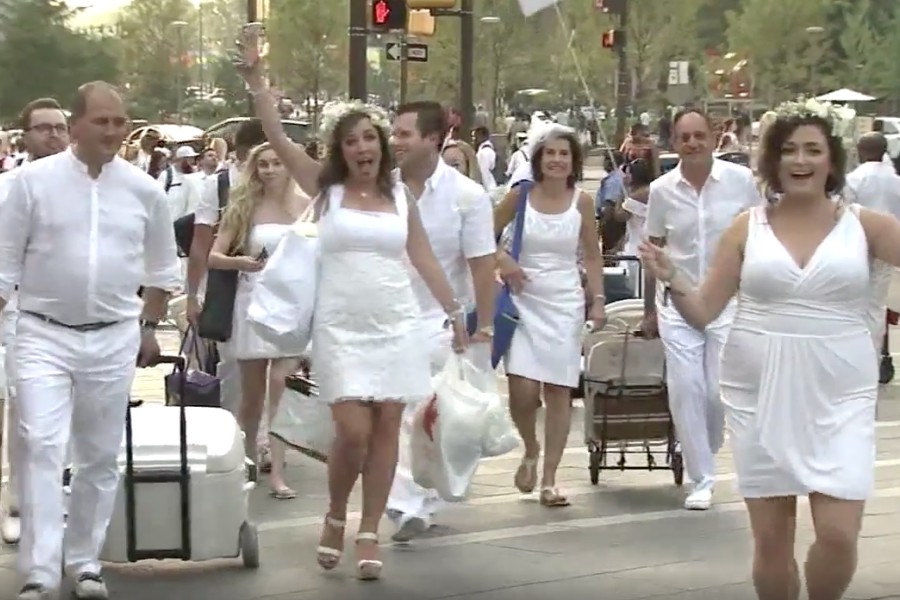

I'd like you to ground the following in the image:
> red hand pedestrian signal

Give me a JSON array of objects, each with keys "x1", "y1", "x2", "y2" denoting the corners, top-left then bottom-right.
[{"x1": 373, "y1": 0, "x2": 390, "y2": 25}]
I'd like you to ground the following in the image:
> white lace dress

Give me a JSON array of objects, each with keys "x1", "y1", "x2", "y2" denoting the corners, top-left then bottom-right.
[
  {"x1": 720, "y1": 206, "x2": 878, "y2": 500},
  {"x1": 311, "y1": 183, "x2": 431, "y2": 405}
]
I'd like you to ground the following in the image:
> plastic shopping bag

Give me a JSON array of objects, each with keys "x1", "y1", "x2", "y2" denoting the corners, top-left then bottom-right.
[
  {"x1": 411, "y1": 353, "x2": 492, "y2": 502},
  {"x1": 0, "y1": 345, "x2": 6, "y2": 400},
  {"x1": 247, "y1": 219, "x2": 319, "y2": 351},
  {"x1": 269, "y1": 388, "x2": 333, "y2": 463},
  {"x1": 462, "y1": 345, "x2": 519, "y2": 458}
]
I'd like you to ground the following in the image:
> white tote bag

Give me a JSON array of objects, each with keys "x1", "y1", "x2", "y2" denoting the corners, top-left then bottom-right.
[{"x1": 247, "y1": 211, "x2": 320, "y2": 351}]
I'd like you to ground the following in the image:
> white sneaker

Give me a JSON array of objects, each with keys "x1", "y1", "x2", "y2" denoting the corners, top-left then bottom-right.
[
  {"x1": 1, "y1": 511, "x2": 20, "y2": 544},
  {"x1": 17, "y1": 583, "x2": 54, "y2": 600},
  {"x1": 73, "y1": 573, "x2": 107, "y2": 599},
  {"x1": 684, "y1": 487, "x2": 713, "y2": 510}
]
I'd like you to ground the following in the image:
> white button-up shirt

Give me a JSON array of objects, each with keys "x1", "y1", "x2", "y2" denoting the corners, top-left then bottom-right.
[
  {"x1": 645, "y1": 158, "x2": 760, "y2": 291},
  {"x1": 0, "y1": 149, "x2": 181, "y2": 325},
  {"x1": 402, "y1": 160, "x2": 496, "y2": 324},
  {"x1": 845, "y1": 161, "x2": 900, "y2": 221},
  {"x1": 476, "y1": 141, "x2": 497, "y2": 191},
  {"x1": 195, "y1": 163, "x2": 240, "y2": 226}
]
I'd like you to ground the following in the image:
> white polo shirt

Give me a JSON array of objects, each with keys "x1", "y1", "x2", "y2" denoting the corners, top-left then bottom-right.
[
  {"x1": 645, "y1": 158, "x2": 761, "y2": 304},
  {"x1": 401, "y1": 160, "x2": 496, "y2": 325},
  {"x1": 195, "y1": 162, "x2": 241, "y2": 226}
]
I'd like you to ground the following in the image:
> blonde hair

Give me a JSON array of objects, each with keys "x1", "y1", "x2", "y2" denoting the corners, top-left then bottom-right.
[
  {"x1": 442, "y1": 140, "x2": 483, "y2": 185},
  {"x1": 219, "y1": 142, "x2": 275, "y2": 253}
]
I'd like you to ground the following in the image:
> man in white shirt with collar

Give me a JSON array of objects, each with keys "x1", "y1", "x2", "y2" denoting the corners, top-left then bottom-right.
[
  {"x1": 0, "y1": 97, "x2": 70, "y2": 547},
  {"x1": 387, "y1": 101, "x2": 496, "y2": 542},
  {"x1": 473, "y1": 126, "x2": 497, "y2": 191},
  {"x1": 0, "y1": 81, "x2": 180, "y2": 600},
  {"x1": 642, "y1": 108, "x2": 760, "y2": 511},
  {"x1": 845, "y1": 132, "x2": 900, "y2": 348}
]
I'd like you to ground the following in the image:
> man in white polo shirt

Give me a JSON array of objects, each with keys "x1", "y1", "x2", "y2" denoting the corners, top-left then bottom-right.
[
  {"x1": 642, "y1": 108, "x2": 760, "y2": 511},
  {"x1": 387, "y1": 101, "x2": 496, "y2": 542}
]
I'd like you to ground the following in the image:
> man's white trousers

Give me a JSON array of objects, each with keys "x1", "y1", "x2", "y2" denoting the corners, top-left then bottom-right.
[
  {"x1": 2, "y1": 295, "x2": 18, "y2": 514},
  {"x1": 386, "y1": 324, "x2": 451, "y2": 523},
  {"x1": 13, "y1": 314, "x2": 140, "y2": 589},
  {"x1": 657, "y1": 304, "x2": 733, "y2": 489}
]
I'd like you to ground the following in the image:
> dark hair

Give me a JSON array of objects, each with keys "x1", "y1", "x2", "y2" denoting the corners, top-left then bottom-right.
[
  {"x1": 317, "y1": 111, "x2": 394, "y2": 201},
  {"x1": 234, "y1": 118, "x2": 266, "y2": 155},
  {"x1": 71, "y1": 81, "x2": 119, "y2": 121},
  {"x1": 672, "y1": 107, "x2": 711, "y2": 131},
  {"x1": 396, "y1": 101, "x2": 448, "y2": 150},
  {"x1": 19, "y1": 98, "x2": 64, "y2": 130},
  {"x1": 530, "y1": 129, "x2": 584, "y2": 188},
  {"x1": 626, "y1": 158, "x2": 654, "y2": 187},
  {"x1": 758, "y1": 114, "x2": 846, "y2": 195},
  {"x1": 473, "y1": 125, "x2": 490, "y2": 139},
  {"x1": 604, "y1": 150, "x2": 623, "y2": 171}
]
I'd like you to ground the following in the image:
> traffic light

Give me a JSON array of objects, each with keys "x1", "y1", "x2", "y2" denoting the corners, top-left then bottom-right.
[
  {"x1": 601, "y1": 29, "x2": 624, "y2": 50},
  {"x1": 371, "y1": 0, "x2": 407, "y2": 31},
  {"x1": 406, "y1": 0, "x2": 457, "y2": 8},
  {"x1": 596, "y1": 0, "x2": 627, "y2": 14}
]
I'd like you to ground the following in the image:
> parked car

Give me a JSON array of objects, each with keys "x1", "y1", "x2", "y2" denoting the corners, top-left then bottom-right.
[{"x1": 204, "y1": 117, "x2": 313, "y2": 147}]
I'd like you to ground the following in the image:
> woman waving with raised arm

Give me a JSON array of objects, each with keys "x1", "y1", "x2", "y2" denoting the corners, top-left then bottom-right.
[{"x1": 233, "y1": 23, "x2": 322, "y2": 197}]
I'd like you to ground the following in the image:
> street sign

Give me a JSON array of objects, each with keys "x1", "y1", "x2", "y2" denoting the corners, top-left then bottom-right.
[{"x1": 385, "y1": 42, "x2": 429, "y2": 62}]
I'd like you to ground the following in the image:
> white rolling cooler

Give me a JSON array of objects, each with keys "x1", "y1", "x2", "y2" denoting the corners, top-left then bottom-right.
[{"x1": 100, "y1": 356, "x2": 260, "y2": 568}]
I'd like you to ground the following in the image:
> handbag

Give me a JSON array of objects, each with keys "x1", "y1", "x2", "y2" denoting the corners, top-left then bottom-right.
[
  {"x1": 165, "y1": 328, "x2": 222, "y2": 407},
  {"x1": 466, "y1": 182, "x2": 530, "y2": 368}
]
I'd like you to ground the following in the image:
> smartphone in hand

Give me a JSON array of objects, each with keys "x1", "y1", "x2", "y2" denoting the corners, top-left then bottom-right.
[{"x1": 256, "y1": 247, "x2": 269, "y2": 262}]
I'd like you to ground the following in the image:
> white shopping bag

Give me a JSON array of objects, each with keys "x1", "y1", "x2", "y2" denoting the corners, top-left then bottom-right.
[
  {"x1": 459, "y1": 344, "x2": 519, "y2": 459},
  {"x1": 0, "y1": 345, "x2": 6, "y2": 400},
  {"x1": 269, "y1": 388, "x2": 333, "y2": 463},
  {"x1": 247, "y1": 218, "x2": 319, "y2": 350},
  {"x1": 411, "y1": 353, "x2": 492, "y2": 502}
]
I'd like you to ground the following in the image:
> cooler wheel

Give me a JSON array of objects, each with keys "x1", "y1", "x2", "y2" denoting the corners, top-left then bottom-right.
[
  {"x1": 671, "y1": 452, "x2": 684, "y2": 487},
  {"x1": 879, "y1": 356, "x2": 894, "y2": 385},
  {"x1": 240, "y1": 522, "x2": 260, "y2": 569},
  {"x1": 589, "y1": 449, "x2": 601, "y2": 485}
]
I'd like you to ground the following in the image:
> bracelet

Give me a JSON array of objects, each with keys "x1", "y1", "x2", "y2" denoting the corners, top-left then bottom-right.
[{"x1": 594, "y1": 293, "x2": 606, "y2": 301}]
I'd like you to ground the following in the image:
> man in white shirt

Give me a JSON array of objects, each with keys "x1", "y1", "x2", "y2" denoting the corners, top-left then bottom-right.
[
  {"x1": 0, "y1": 81, "x2": 180, "y2": 600},
  {"x1": 0, "y1": 97, "x2": 70, "y2": 547},
  {"x1": 387, "y1": 101, "x2": 496, "y2": 542},
  {"x1": 846, "y1": 132, "x2": 900, "y2": 347},
  {"x1": 505, "y1": 133, "x2": 529, "y2": 180},
  {"x1": 185, "y1": 120, "x2": 266, "y2": 418},
  {"x1": 473, "y1": 126, "x2": 497, "y2": 191},
  {"x1": 642, "y1": 108, "x2": 760, "y2": 511}
]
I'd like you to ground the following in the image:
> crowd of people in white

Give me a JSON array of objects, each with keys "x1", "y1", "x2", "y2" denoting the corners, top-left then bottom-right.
[{"x1": 0, "y1": 23, "x2": 899, "y2": 600}]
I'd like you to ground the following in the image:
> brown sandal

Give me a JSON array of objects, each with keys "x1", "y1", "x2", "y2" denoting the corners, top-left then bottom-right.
[
  {"x1": 539, "y1": 487, "x2": 570, "y2": 507},
  {"x1": 514, "y1": 456, "x2": 539, "y2": 493}
]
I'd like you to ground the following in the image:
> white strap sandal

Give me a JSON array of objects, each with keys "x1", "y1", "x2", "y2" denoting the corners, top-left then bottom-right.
[
  {"x1": 355, "y1": 532, "x2": 383, "y2": 581},
  {"x1": 316, "y1": 516, "x2": 345, "y2": 570}
]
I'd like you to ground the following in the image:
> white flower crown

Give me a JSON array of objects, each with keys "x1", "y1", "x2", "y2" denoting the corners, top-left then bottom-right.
[
  {"x1": 318, "y1": 100, "x2": 391, "y2": 145},
  {"x1": 772, "y1": 97, "x2": 856, "y2": 138}
]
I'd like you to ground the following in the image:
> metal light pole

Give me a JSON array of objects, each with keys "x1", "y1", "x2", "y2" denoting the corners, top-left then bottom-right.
[
  {"x1": 459, "y1": 0, "x2": 474, "y2": 139},
  {"x1": 348, "y1": 0, "x2": 368, "y2": 101},
  {"x1": 170, "y1": 20, "x2": 189, "y2": 123},
  {"x1": 613, "y1": 0, "x2": 629, "y2": 146}
]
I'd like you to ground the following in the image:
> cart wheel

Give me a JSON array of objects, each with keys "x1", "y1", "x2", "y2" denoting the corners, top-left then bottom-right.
[
  {"x1": 879, "y1": 356, "x2": 895, "y2": 385},
  {"x1": 240, "y1": 522, "x2": 260, "y2": 569},
  {"x1": 672, "y1": 452, "x2": 684, "y2": 487},
  {"x1": 589, "y1": 450, "x2": 601, "y2": 485}
]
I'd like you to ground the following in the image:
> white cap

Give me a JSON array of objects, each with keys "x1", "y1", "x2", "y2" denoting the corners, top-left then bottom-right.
[{"x1": 175, "y1": 145, "x2": 198, "y2": 159}]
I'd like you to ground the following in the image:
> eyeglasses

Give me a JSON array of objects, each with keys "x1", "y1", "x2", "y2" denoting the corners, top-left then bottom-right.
[{"x1": 27, "y1": 123, "x2": 68, "y2": 135}]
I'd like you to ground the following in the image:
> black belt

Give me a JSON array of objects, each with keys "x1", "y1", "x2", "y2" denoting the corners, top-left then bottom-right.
[{"x1": 23, "y1": 311, "x2": 122, "y2": 332}]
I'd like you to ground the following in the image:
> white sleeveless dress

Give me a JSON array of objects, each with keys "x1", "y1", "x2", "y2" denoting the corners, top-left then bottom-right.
[
  {"x1": 506, "y1": 188, "x2": 585, "y2": 388},
  {"x1": 311, "y1": 184, "x2": 432, "y2": 405},
  {"x1": 232, "y1": 223, "x2": 302, "y2": 360},
  {"x1": 720, "y1": 206, "x2": 878, "y2": 500}
]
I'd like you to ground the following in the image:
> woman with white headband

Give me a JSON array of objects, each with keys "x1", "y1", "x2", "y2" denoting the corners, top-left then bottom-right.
[{"x1": 494, "y1": 123, "x2": 606, "y2": 507}]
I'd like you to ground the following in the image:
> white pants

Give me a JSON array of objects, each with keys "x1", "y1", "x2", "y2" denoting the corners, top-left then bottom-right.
[
  {"x1": 1, "y1": 295, "x2": 18, "y2": 512},
  {"x1": 386, "y1": 325, "x2": 451, "y2": 522},
  {"x1": 14, "y1": 314, "x2": 140, "y2": 588},
  {"x1": 658, "y1": 305, "x2": 733, "y2": 488}
]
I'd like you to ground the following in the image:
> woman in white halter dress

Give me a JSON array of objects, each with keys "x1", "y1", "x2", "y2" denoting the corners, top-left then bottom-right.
[{"x1": 640, "y1": 105, "x2": 900, "y2": 600}]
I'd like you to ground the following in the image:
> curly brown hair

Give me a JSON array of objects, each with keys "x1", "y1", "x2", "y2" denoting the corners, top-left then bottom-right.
[
  {"x1": 757, "y1": 114, "x2": 846, "y2": 196},
  {"x1": 317, "y1": 111, "x2": 394, "y2": 201}
]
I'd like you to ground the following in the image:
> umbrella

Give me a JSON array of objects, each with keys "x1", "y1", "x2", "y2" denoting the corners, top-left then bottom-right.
[{"x1": 815, "y1": 88, "x2": 876, "y2": 103}]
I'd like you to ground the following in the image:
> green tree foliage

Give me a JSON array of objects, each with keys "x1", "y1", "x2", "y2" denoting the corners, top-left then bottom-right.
[{"x1": 0, "y1": 0, "x2": 119, "y2": 122}]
